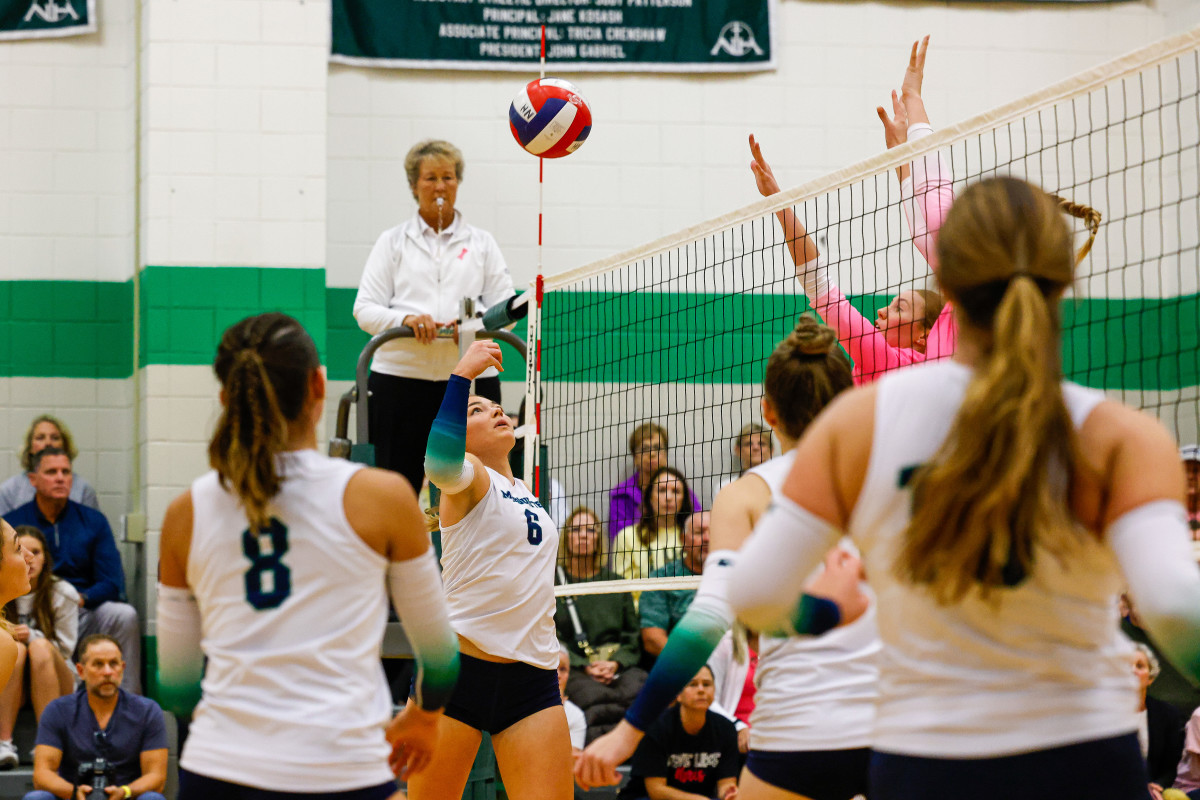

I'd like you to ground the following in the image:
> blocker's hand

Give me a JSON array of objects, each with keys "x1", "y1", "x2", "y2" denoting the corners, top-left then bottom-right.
[
  {"x1": 451, "y1": 340, "x2": 503, "y2": 382},
  {"x1": 386, "y1": 703, "x2": 442, "y2": 779},
  {"x1": 901, "y1": 35, "x2": 930, "y2": 101},
  {"x1": 876, "y1": 90, "x2": 908, "y2": 151},
  {"x1": 748, "y1": 134, "x2": 782, "y2": 198},
  {"x1": 575, "y1": 719, "x2": 643, "y2": 790}
]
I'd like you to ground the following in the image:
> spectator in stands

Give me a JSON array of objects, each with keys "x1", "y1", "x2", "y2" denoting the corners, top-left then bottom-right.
[
  {"x1": 1173, "y1": 704, "x2": 1200, "y2": 797},
  {"x1": 1184, "y1": 444, "x2": 1199, "y2": 539},
  {"x1": 353, "y1": 139, "x2": 517, "y2": 495},
  {"x1": 613, "y1": 469, "x2": 694, "y2": 583},
  {"x1": 2, "y1": 449, "x2": 140, "y2": 693},
  {"x1": 0, "y1": 527, "x2": 79, "y2": 770},
  {"x1": 618, "y1": 664, "x2": 739, "y2": 800},
  {"x1": 640, "y1": 512, "x2": 709, "y2": 660},
  {"x1": 734, "y1": 423, "x2": 771, "y2": 478},
  {"x1": 1123, "y1": 594, "x2": 1200, "y2": 717},
  {"x1": 557, "y1": 507, "x2": 646, "y2": 742},
  {"x1": 1133, "y1": 644, "x2": 1185, "y2": 800},
  {"x1": 0, "y1": 416, "x2": 99, "y2": 517},
  {"x1": 609, "y1": 424, "x2": 701, "y2": 541},
  {"x1": 26, "y1": 635, "x2": 166, "y2": 800},
  {"x1": 559, "y1": 648, "x2": 586, "y2": 755}
]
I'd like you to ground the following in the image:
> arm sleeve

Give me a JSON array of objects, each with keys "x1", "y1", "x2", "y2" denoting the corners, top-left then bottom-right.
[
  {"x1": 155, "y1": 585, "x2": 204, "y2": 717},
  {"x1": 899, "y1": 122, "x2": 954, "y2": 274},
  {"x1": 388, "y1": 550, "x2": 460, "y2": 711},
  {"x1": 353, "y1": 232, "x2": 409, "y2": 336},
  {"x1": 424, "y1": 375, "x2": 475, "y2": 493},
  {"x1": 728, "y1": 496, "x2": 841, "y2": 635},
  {"x1": 85, "y1": 517, "x2": 125, "y2": 607},
  {"x1": 625, "y1": 551, "x2": 736, "y2": 731},
  {"x1": 813, "y1": 284, "x2": 918, "y2": 383},
  {"x1": 1108, "y1": 500, "x2": 1200, "y2": 686}
]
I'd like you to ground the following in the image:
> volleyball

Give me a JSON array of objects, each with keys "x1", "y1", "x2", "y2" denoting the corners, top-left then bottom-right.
[{"x1": 508, "y1": 77, "x2": 592, "y2": 159}]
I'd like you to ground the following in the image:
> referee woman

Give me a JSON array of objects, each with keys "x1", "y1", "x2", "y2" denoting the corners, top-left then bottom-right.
[{"x1": 354, "y1": 139, "x2": 516, "y2": 492}]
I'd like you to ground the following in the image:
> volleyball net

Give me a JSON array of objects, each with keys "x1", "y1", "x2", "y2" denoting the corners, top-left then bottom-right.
[{"x1": 532, "y1": 27, "x2": 1200, "y2": 597}]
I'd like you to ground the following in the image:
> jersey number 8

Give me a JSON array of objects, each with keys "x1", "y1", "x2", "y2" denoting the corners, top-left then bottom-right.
[{"x1": 242, "y1": 519, "x2": 292, "y2": 610}]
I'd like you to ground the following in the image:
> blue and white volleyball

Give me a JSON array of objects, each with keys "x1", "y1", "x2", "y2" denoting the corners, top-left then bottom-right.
[{"x1": 509, "y1": 78, "x2": 592, "y2": 159}]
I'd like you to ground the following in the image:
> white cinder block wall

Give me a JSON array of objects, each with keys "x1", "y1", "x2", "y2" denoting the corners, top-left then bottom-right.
[
  {"x1": 139, "y1": 0, "x2": 330, "y2": 634},
  {"x1": 0, "y1": 0, "x2": 137, "y2": 520}
]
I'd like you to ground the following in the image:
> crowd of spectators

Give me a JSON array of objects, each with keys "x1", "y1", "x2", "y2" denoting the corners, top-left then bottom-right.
[{"x1": 0, "y1": 414, "x2": 152, "y2": 788}]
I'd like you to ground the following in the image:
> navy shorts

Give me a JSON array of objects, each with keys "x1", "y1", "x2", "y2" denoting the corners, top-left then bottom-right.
[
  {"x1": 745, "y1": 748, "x2": 870, "y2": 800},
  {"x1": 435, "y1": 653, "x2": 562, "y2": 734},
  {"x1": 870, "y1": 733, "x2": 1151, "y2": 800},
  {"x1": 178, "y1": 769, "x2": 397, "y2": 800}
]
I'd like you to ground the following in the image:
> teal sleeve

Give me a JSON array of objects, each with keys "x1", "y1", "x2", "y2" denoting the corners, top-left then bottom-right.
[
  {"x1": 626, "y1": 603, "x2": 728, "y2": 731},
  {"x1": 425, "y1": 374, "x2": 470, "y2": 490},
  {"x1": 156, "y1": 585, "x2": 204, "y2": 718}
]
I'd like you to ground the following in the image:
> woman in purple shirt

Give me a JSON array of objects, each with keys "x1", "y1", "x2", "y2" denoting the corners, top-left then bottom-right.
[{"x1": 608, "y1": 423, "x2": 701, "y2": 541}]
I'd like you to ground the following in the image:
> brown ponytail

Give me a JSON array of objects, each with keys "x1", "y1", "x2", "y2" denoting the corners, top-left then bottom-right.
[
  {"x1": 209, "y1": 313, "x2": 320, "y2": 532},
  {"x1": 897, "y1": 177, "x2": 1086, "y2": 603},
  {"x1": 1045, "y1": 193, "x2": 1102, "y2": 264},
  {"x1": 762, "y1": 314, "x2": 854, "y2": 440}
]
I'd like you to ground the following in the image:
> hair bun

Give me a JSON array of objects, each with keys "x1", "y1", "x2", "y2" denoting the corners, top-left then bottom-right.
[{"x1": 789, "y1": 315, "x2": 838, "y2": 356}]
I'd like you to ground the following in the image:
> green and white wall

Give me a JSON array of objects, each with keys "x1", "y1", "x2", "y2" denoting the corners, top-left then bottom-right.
[{"x1": 1, "y1": 0, "x2": 1198, "y2": 689}]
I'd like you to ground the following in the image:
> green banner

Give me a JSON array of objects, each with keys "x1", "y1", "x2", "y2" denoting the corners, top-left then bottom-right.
[
  {"x1": 331, "y1": 0, "x2": 774, "y2": 73},
  {"x1": 0, "y1": 0, "x2": 93, "y2": 40}
]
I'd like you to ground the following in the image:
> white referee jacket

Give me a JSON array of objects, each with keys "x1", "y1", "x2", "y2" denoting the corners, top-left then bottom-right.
[{"x1": 353, "y1": 211, "x2": 516, "y2": 381}]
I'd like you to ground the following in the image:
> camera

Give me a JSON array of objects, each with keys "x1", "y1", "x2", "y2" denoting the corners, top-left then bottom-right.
[{"x1": 78, "y1": 758, "x2": 115, "y2": 792}]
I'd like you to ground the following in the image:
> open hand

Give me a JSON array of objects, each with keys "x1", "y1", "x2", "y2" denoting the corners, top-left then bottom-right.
[
  {"x1": 748, "y1": 134, "x2": 781, "y2": 198},
  {"x1": 876, "y1": 90, "x2": 907, "y2": 151},
  {"x1": 901, "y1": 35, "x2": 930, "y2": 101},
  {"x1": 386, "y1": 703, "x2": 442, "y2": 779}
]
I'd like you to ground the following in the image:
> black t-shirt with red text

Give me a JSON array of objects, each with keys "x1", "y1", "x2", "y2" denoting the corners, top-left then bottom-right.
[{"x1": 619, "y1": 708, "x2": 739, "y2": 799}]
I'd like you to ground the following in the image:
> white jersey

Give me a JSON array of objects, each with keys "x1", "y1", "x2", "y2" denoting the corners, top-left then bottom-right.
[
  {"x1": 440, "y1": 467, "x2": 559, "y2": 669},
  {"x1": 853, "y1": 360, "x2": 1136, "y2": 758},
  {"x1": 744, "y1": 452, "x2": 881, "y2": 751},
  {"x1": 182, "y1": 450, "x2": 394, "y2": 792}
]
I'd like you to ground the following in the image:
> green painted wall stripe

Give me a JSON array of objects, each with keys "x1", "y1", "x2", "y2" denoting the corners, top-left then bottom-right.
[
  {"x1": 140, "y1": 266, "x2": 327, "y2": 368},
  {"x1": 540, "y1": 291, "x2": 1200, "y2": 390},
  {"x1": 0, "y1": 280, "x2": 133, "y2": 379},
  {"x1": 2, "y1": 276, "x2": 1197, "y2": 392}
]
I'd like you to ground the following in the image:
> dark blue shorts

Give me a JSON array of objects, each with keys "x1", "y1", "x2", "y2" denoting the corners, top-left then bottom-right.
[
  {"x1": 178, "y1": 769, "x2": 397, "y2": 800},
  {"x1": 870, "y1": 733, "x2": 1151, "y2": 800},
  {"x1": 435, "y1": 652, "x2": 562, "y2": 734},
  {"x1": 745, "y1": 748, "x2": 870, "y2": 800}
]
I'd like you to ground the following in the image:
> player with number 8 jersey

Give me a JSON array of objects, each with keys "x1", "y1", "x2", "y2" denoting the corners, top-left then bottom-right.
[
  {"x1": 411, "y1": 339, "x2": 572, "y2": 800},
  {"x1": 156, "y1": 313, "x2": 460, "y2": 800}
]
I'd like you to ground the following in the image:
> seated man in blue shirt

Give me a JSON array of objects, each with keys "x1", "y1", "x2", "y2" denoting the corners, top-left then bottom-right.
[
  {"x1": 26, "y1": 635, "x2": 167, "y2": 800},
  {"x1": 640, "y1": 511, "x2": 709, "y2": 660},
  {"x1": 3, "y1": 448, "x2": 142, "y2": 692}
]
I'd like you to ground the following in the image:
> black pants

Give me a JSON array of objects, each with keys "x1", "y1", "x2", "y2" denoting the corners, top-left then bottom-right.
[{"x1": 367, "y1": 371, "x2": 502, "y2": 492}]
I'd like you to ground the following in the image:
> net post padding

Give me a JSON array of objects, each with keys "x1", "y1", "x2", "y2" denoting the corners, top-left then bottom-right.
[{"x1": 544, "y1": 24, "x2": 1200, "y2": 291}]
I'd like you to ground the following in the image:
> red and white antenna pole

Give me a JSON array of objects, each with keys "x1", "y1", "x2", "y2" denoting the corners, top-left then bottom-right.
[{"x1": 526, "y1": 24, "x2": 548, "y2": 498}]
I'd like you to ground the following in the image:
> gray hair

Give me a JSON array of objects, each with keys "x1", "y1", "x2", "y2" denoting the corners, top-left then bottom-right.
[
  {"x1": 404, "y1": 140, "x2": 464, "y2": 196},
  {"x1": 1134, "y1": 642, "x2": 1161, "y2": 682}
]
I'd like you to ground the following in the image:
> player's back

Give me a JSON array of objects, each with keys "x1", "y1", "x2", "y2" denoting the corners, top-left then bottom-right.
[{"x1": 181, "y1": 448, "x2": 394, "y2": 792}]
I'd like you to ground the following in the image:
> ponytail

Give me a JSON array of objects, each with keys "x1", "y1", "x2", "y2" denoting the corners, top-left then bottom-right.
[
  {"x1": 209, "y1": 313, "x2": 320, "y2": 532},
  {"x1": 899, "y1": 176, "x2": 1088, "y2": 603}
]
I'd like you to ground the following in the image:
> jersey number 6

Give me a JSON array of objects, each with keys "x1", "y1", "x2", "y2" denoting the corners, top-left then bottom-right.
[
  {"x1": 242, "y1": 520, "x2": 292, "y2": 610},
  {"x1": 523, "y1": 509, "x2": 543, "y2": 546}
]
